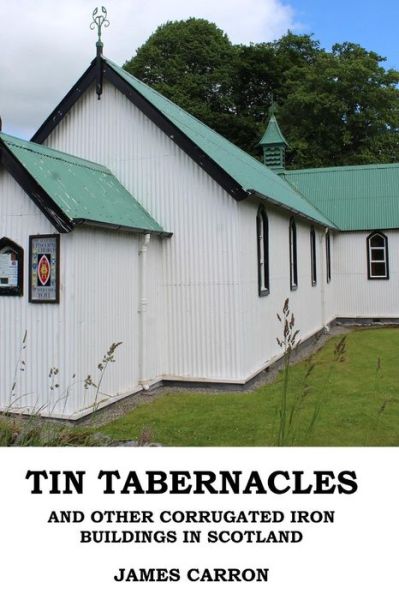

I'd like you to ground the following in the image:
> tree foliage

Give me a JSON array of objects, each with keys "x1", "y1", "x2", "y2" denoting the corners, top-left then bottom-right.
[
  {"x1": 124, "y1": 19, "x2": 236, "y2": 138},
  {"x1": 124, "y1": 20, "x2": 399, "y2": 168}
]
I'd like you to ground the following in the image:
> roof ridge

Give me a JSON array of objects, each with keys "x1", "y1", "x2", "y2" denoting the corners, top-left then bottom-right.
[
  {"x1": 107, "y1": 60, "x2": 333, "y2": 228},
  {"x1": 281, "y1": 174, "x2": 338, "y2": 229},
  {"x1": 0, "y1": 132, "x2": 110, "y2": 175},
  {"x1": 110, "y1": 60, "x2": 267, "y2": 163},
  {"x1": 285, "y1": 162, "x2": 399, "y2": 175}
]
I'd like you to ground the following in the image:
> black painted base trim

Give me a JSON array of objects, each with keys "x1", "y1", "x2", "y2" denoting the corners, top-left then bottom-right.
[
  {"x1": 5, "y1": 317, "x2": 397, "y2": 423},
  {"x1": 335, "y1": 317, "x2": 399, "y2": 326}
]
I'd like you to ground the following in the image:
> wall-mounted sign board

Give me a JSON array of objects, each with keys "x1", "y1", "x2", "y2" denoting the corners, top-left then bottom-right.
[
  {"x1": 0, "y1": 237, "x2": 24, "y2": 296},
  {"x1": 29, "y1": 235, "x2": 60, "y2": 303}
]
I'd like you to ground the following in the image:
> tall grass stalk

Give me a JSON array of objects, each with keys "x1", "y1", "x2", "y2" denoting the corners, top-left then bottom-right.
[
  {"x1": 7, "y1": 330, "x2": 28, "y2": 409},
  {"x1": 276, "y1": 299, "x2": 300, "y2": 445},
  {"x1": 84, "y1": 341, "x2": 123, "y2": 411},
  {"x1": 274, "y1": 301, "x2": 348, "y2": 446}
]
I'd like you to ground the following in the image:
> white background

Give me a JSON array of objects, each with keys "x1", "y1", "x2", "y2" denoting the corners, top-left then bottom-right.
[{"x1": 0, "y1": 447, "x2": 397, "y2": 599}]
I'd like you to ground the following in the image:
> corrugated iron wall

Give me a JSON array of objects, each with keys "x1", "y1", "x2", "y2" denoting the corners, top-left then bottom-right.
[
  {"x1": 1, "y1": 79, "x2": 346, "y2": 418},
  {"x1": 237, "y1": 200, "x2": 336, "y2": 377},
  {"x1": 335, "y1": 232, "x2": 399, "y2": 317},
  {"x1": 46, "y1": 82, "x2": 244, "y2": 382},
  {"x1": 0, "y1": 170, "x2": 143, "y2": 416}
]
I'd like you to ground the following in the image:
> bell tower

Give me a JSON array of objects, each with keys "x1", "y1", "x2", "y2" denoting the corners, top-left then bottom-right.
[{"x1": 259, "y1": 104, "x2": 288, "y2": 173}]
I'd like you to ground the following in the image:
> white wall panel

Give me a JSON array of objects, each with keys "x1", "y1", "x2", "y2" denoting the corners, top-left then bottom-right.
[
  {"x1": 45, "y1": 82, "x2": 243, "y2": 381},
  {"x1": 237, "y1": 200, "x2": 335, "y2": 378},
  {"x1": 6, "y1": 76, "x2": 393, "y2": 417},
  {"x1": 0, "y1": 170, "x2": 143, "y2": 417},
  {"x1": 334, "y1": 232, "x2": 399, "y2": 318},
  {"x1": 1, "y1": 78, "x2": 349, "y2": 417}
]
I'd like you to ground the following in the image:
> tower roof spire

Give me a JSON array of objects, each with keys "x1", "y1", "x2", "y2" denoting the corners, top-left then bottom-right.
[{"x1": 259, "y1": 113, "x2": 288, "y2": 147}]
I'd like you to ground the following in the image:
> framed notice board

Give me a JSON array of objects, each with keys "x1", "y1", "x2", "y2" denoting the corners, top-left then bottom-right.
[
  {"x1": 29, "y1": 235, "x2": 60, "y2": 303},
  {"x1": 0, "y1": 237, "x2": 24, "y2": 296}
]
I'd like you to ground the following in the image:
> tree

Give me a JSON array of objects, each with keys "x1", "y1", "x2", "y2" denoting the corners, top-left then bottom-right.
[
  {"x1": 279, "y1": 42, "x2": 399, "y2": 167},
  {"x1": 125, "y1": 22, "x2": 399, "y2": 168},
  {"x1": 124, "y1": 19, "x2": 237, "y2": 138},
  {"x1": 231, "y1": 33, "x2": 323, "y2": 155}
]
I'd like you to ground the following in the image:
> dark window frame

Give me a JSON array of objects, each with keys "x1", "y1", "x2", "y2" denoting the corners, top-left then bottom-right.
[
  {"x1": 289, "y1": 217, "x2": 298, "y2": 290},
  {"x1": 257, "y1": 206, "x2": 270, "y2": 296},
  {"x1": 310, "y1": 226, "x2": 317, "y2": 286},
  {"x1": 367, "y1": 231, "x2": 389, "y2": 280},
  {"x1": 326, "y1": 230, "x2": 331, "y2": 283},
  {"x1": 0, "y1": 237, "x2": 24, "y2": 296}
]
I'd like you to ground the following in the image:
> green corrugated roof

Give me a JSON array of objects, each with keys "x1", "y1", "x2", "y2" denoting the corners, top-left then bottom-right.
[
  {"x1": 283, "y1": 163, "x2": 399, "y2": 231},
  {"x1": 107, "y1": 60, "x2": 334, "y2": 228},
  {"x1": 0, "y1": 132, "x2": 165, "y2": 234},
  {"x1": 259, "y1": 115, "x2": 288, "y2": 146}
]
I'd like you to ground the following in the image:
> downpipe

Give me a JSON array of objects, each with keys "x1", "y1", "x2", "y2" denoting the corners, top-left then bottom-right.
[
  {"x1": 321, "y1": 228, "x2": 329, "y2": 332},
  {"x1": 138, "y1": 233, "x2": 151, "y2": 389}
]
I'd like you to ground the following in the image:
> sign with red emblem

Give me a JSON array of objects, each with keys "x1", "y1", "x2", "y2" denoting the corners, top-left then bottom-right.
[
  {"x1": 29, "y1": 235, "x2": 60, "y2": 303},
  {"x1": 37, "y1": 254, "x2": 51, "y2": 286}
]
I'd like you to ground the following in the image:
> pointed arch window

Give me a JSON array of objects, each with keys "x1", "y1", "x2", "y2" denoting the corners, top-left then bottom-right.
[
  {"x1": 367, "y1": 232, "x2": 389, "y2": 279},
  {"x1": 257, "y1": 207, "x2": 270, "y2": 296},
  {"x1": 289, "y1": 217, "x2": 298, "y2": 290},
  {"x1": 310, "y1": 227, "x2": 317, "y2": 286},
  {"x1": 0, "y1": 237, "x2": 24, "y2": 296}
]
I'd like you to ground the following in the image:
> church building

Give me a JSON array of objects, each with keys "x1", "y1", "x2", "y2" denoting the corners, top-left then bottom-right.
[{"x1": 1, "y1": 22, "x2": 398, "y2": 418}]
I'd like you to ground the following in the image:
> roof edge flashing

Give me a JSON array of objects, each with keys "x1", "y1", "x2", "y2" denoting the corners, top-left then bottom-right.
[
  {"x1": 72, "y1": 218, "x2": 172, "y2": 237},
  {"x1": 247, "y1": 189, "x2": 339, "y2": 230}
]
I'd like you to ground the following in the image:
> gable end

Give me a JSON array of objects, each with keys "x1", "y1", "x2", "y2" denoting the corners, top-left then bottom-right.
[
  {"x1": 103, "y1": 63, "x2": 248, "y2": 202},
  {"x1": 31, "y1": 58, "x2": 248, "y2": 202},
  {"x1": 32, "y1": 61, "x2": 97, "y2": 145}
]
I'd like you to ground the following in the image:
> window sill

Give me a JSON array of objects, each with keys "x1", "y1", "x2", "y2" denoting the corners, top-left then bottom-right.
[{"x1": 259, "y1": 289, "x2": 270, "y2": 297}]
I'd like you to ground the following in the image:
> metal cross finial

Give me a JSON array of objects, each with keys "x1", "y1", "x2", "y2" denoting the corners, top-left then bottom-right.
[
  {"x1": 90, "y1": 6, "x2": 110, "y2": 44},
  {"x1": 269, "y1": 93, "x2": 277, "y2": 117}
]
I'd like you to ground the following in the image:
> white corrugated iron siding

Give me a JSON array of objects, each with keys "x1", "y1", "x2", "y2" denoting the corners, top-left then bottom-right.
[
  {"x1": 45, "y1": 80, "x2": 340, "y2": 385},
  {"x1": 1, "y1": 78, "x2": 345, "y2": 417},
  {"x1": 335, "y1": 232, "x2": 399, "y2": 318},
  {"x1": 45, "y1": 82, "x2": 244, "y2": 382},
  {"x1": 0, "y1": 170, "x2": 145, "y2": 417},
  {"x1": 0, "y1": 78, "x2": 351, "y2": 419},
  {"x1": 237, "y1": 200, "x2": 336, "y2": 378}
]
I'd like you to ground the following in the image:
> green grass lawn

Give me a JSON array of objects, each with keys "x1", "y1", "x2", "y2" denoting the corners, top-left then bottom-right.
[{"x1": 98, "y1": 328, "x2": 399, "y2": 446}]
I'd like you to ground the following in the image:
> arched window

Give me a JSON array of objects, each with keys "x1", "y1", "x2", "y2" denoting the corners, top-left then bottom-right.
[
  {"x1": 326, "y1": 230, "x2": 331, "y2": 283},
  {"x1": 310, "y1": 227, "x2": 317, "y2": 286},
  {"x1": 0, "y1": 237, "x2": 24, "y2": 296},
  {"x1": 367, "y1": 232, "x2": 389, "y2": 279},
  {"x1": 257, "y1": 207, "x2": 269, "y2": 296},
  {"x1": 289, "y1": 217, "x2": 298, "y2": 290}
]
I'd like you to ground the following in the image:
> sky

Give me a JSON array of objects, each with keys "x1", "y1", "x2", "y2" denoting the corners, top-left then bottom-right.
[{"x1": 1, "y1": 0, "x2": 399, "y2": 139}]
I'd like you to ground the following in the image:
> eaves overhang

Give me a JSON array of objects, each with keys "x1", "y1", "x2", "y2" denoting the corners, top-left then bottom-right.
[
  {"x1": 247, "y1": 188, "x2": 339, "y2": 230},
  {"x1": 72, "y1": 218, "x2": 173, "y2": 237}
]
